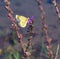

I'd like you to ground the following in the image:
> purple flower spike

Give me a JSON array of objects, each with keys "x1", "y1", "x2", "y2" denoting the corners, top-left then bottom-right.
[
  {"x1": 28, "y1": 16, "x2": 34, "y2": 24},
  {"x1": 30, "y1": 16, "x2": 34, "y2": 21}
]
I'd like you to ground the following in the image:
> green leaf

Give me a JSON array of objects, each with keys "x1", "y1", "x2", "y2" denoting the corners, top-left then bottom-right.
[
  {"x1": 13, "y1": 51, "x2": 21, "y2": 59},
  {"x1": 9, "y1": 54, "x2": 13, "y2": 59}
]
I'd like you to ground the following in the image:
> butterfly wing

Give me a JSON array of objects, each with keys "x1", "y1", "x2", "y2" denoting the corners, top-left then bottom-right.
[{"x1": 16, "y1": 15, "x2": 29, "y2": 28}]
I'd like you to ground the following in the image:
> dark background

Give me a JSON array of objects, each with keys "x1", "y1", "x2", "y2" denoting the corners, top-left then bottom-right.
[{"x1": 0, "y1": 0, "x2": 60, "y2": 59}]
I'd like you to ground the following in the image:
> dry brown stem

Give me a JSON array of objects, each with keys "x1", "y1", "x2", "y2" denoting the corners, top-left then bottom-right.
[
  {"x1": 4, "y1": 0, "x2": 31, "y2": 59},
  {"x1": 52, "y1": 0, "x2": 60, "y2": 20},
  {"x1": 36, "y1": 0, "x2": 54, "y2": 58}
]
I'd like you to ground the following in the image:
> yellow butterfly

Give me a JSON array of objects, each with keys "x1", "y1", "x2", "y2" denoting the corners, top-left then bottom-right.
[{"x1": 16, "y1": 15, "x2": 29, "y2": 28}]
